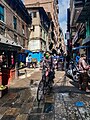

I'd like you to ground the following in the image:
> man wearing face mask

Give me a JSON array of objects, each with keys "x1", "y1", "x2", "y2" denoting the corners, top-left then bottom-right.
[{"x1": 42, "y1": 51, "x2": 55, "y2": 84}]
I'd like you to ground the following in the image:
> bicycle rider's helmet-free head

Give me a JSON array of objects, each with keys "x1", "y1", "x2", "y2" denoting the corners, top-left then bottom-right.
[{"x1": 45, "y1": 52, "x2": 50, "y2": 59}]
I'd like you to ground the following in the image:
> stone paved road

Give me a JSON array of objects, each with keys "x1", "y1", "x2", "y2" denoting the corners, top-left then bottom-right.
[{"x1": 0, "y1": 69, "x2": 90, "y2": 120}]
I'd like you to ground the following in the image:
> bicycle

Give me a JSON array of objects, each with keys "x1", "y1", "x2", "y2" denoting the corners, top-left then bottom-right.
[{"x1": 37, "y1": 66, "x2": 54, "y2": 102}]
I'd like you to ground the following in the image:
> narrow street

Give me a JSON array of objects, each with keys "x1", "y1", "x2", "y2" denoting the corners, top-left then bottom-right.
[
  {"x1": 1, "y1": 0, "x2": 90, "y2": 119},
  {"x1": 0, "y1": 69, "x2": 90, "y2": 120}
]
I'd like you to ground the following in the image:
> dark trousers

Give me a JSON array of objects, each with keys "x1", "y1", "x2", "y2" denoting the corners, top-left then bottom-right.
[{"x1": 79, "y1": 72, "x2": 88, "y2": 90}]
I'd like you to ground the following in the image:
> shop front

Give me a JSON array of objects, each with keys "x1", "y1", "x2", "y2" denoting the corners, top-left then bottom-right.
[{"x1": 0, "y1": 37, "x2": 21, "y2": 86}]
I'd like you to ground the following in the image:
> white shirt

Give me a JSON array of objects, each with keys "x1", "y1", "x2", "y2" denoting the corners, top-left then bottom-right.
[{"x1": 26, "y1": 57, "x2": 28, "y2": 62}]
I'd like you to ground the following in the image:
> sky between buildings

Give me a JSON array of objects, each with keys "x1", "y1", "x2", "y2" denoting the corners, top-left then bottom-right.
[{"x1": 59, "y1": 0, "x2": 70, "y2": 43}]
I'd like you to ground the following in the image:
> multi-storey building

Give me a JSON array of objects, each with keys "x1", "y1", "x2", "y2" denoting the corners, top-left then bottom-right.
[
  {"x1": 24, "y1": 0, "x2": 61, "y2": 53},
  {"x1": 70, "y1": 0, "x2": 85, "y2": 47},
  {"x1": 70, "y1": 0, "x2": 90, "y2": 61},
  {"x1": 57, "y1": 27, "x2": 66, "y2": 54},
  {"x1": 27, "y1": 7, "x2": 50, "y2": 62},
  {"x1": 0, "y1": 0, "x2": 31, "y2": 84}
]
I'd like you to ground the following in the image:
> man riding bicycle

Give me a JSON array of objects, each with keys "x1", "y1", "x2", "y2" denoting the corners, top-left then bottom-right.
[
  {"x1": 37, "y1": 52, "x2": 55, "y2": 101},
  {"x1": 42, "y1": 51, "x2": 55, "y2": 87}
]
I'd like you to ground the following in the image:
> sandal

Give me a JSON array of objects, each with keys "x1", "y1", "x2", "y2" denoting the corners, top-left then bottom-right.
[
  {"x1": 79, "y1": 87, "x2": 81, "y2": 90},
  {"x1": 86, "y1": 88, "x2": 90, "y2": 92},
  {"x1": 86, "y1": 89, "x2": 90, "y2": 92}
]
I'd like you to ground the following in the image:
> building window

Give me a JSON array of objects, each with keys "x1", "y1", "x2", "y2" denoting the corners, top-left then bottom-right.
[
  {"x1": 22, "y1": 24, "x2": 24, "y2": 29},
  {"x1": 14, "y1": 34, "x2": 17, "y2": 43},
  {"x1": 0, "y1": 4, "x2": 4, "y2": 22},
  {"x1": 44, "y1": 31, "x2": 45, "y2": 39},
  {"x1": 30, "y1": 12, "x2": 33, "y2": 18},
  {"x1": 40, "y1": 28, "x2": 42, "y2": 37},
  {"x1": 33, "y1": 12, "x2": 37, "y2": 18},
  {"x1": 23, "y1": 39, "x2": 25, "y2": 47},
  {"x1": 22, "y1": 24, "x2": 25, "y2": 35},
  {"x1": 13, "y1": 16, "x2": 17, "y2": 30}
]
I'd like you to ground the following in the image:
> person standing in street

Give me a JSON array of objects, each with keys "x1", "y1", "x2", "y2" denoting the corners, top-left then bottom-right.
[
  {"x1": 78, "y1": 54, "x2": 90, "y2": 92},
  {"x1": 28, "y1": 55, "x2": 32, "y2": 68},
  {"x1": 26, "y1": 54, "x2": 28, "y2": 67},
  {"x1": 65, "y1": 51, "x2": 71, "y2": 70},
  {"x1": 11, "y1": 55, "x2": 14, "y2": 68}
]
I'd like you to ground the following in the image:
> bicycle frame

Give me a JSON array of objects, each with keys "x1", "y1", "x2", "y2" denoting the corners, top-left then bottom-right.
[{"x1": 37, "y1": 66, "x2": 53, "y2": 102}]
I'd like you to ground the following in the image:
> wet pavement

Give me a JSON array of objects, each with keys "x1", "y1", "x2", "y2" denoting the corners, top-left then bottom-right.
[{"x1": 0, "y1": 69, "x2": 90, "y2": 120}]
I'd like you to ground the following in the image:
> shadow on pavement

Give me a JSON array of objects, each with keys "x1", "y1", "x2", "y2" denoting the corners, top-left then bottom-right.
[
  {"x1": 54, "y1": 73, "x2": 90, "y2": 94},
  {"x1": 54, "y1": 85, "x2": 87, "y2": 94},
  {"x1": 8, "y1": 87, "x2": 30, "y2": 93}
]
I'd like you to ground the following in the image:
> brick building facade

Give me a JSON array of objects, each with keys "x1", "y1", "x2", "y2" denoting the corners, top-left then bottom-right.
[
  {"x1": 24, "y1": 0, "x2": 61, "y2": 52},
  {"x1": 0, "y1": 0, "x2": 31, "y2": 85}
]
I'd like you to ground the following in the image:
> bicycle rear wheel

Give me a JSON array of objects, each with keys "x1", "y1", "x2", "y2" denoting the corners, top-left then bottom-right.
[{"x1": 37, "y1": 80, "x2": 44, "y2": 102}]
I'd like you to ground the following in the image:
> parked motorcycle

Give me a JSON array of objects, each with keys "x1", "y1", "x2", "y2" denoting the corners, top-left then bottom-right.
[{"x1": 66, "y1": 59, "x2": 80, "y2": 82}]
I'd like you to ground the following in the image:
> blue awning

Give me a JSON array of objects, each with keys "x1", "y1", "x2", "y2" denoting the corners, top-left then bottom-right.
[{"x1": 72, "y1": 46, "x2": 90, "y2": 50}]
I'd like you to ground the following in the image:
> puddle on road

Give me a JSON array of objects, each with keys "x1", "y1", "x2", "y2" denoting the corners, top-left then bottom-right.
[{"x1": 43, "y1": 103, "x2": 54, "y2": 113}]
